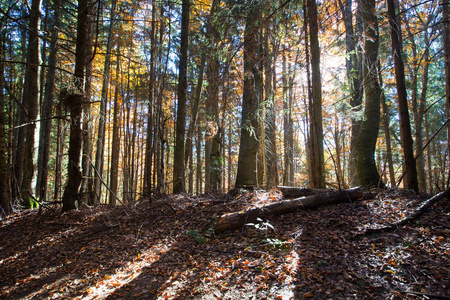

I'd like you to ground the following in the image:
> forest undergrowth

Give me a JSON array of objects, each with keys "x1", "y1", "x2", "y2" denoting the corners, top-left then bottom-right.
[{"x1": 0, "y1": 189, "x2": 449, "y2": 299}]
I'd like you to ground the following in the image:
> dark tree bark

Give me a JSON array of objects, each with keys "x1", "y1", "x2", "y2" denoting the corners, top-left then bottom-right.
[
  {"x1": 62, "y1": 0, "x2": 90, "y2": 211},
  {"x1": 80, "y1": 2, "x2": 95, "y2": 199},
  {"x1": 0, "y1": 32, "x2": 12, "y2": 214},
  {"x1": 354, "y1": 0, "x2": 384, "y2": 188},
  {"x1": 235, "y1": 5, "x2": 260, "y2": 188},
  {"x1": 109, "y1": 47, "x2": 121, "y2": 206},
  {"x1": 443, "y1": 0, "x2": 450, "y2": 183},
  {"x1": 173, "y1": 0, "x2": 190, "y2": 193},
  {"x1": 21, "y1": 0, "x2": 42, "y2": 202},
  {"x1": 307, "y1": 0, "x2": 325, "y2": 188},
  {"x1": 205, "y1": 56, "x2": 220, "y2": 192},
  {"x1": 387, "y1": 0, "x2": 418, "y2": 191}
]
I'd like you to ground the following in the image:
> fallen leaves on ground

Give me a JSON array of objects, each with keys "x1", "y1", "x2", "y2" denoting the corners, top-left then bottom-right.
[{"x1": 0, "y1": 189, "x2": 449, "y2": 299}]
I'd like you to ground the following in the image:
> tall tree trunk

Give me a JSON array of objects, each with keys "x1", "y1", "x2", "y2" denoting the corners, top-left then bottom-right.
[
  {"x1": 0, "y1": 32, "x2": 12, "y2": 214},
  {"x1": 414, "y1": 31, "x2": 431, "y2": 193},
  {"x1": 80, "y1": 0, "x2": 96, "y2": 198},
  {"x1": 443, "y1": 0, "x2": 450, "y2": 186},
  {"x1": 354, "y1": 0, "x2": 384, "y2": 188},
  {"x1": 21, "y1": 0, "x2": 42, "y2": 202},
  {"x1": 109, "y1": 46, "x2": 121, "y2": 206},
  {"x1": 377, "y1": 61, "x2": 396, "y2": 188},
  {"x1": 235, "y1": 5, "x2": 260, "y2": 188},
  {"x1": 381, "y1": 92, "x2": 396, "y2": 187},
  {"x1": 36, "y1": 0, "x2": 60, "y2": 202},
  {"x1": 207, "y1": 49, "x2": 222, "y2": 192},
  {"x1": 387, "y1": 0, "x2": 418, "y2": 191},
  {"x1": 307, "y1": 0, "x2": 325, "y2": 188},
  {"x1": 93, "y1": 0, "x2": 117, "y2": 204},
  {"x1": 53, "y1": 100, "x2": 63, "y2": 202},
  {"x1": 196, "y1": 124, "x2": 203, "y2": 194},
  {"x1": 186, "y1": 53, "x2": 205, "y2": 192},
  {"x1": 143, "y1": 2, "x2": 157, "y2": 197},
  {"x1": 264, "y1": 23, "x2": 278, "y2": 189},
  {"x1": 406, "y1": 17, "x2": 431, "y2": 192},
  {"x1": 62, "y1": 0, "x2": 90, "y2": 211},
  {"x1": 282, "y1": 50, "x2": 290, "y2": 186},
  {"x1": 418, "y1": 29, "x2": 431, "y2": 192},
  {"x1": 288, "y1": 63, "x2": 295, "y2": 185},
  {"x1": 303, "y1": 0, "x2": 313, "y2": 187},
  {"x1": 173, "y1": 0, "x2": 190, "y2": 193},
  {"x1": 338, "y1": 0, "x2": 362, "y2": 186}
]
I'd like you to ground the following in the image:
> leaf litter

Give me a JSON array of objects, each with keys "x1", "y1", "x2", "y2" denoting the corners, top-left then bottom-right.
[{"x1": 0, "y1": 189, "x2": 449, "y2": 299}]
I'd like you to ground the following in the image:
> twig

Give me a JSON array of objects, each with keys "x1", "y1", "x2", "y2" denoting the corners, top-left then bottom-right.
[{"x1": 396, "y1": 290, "x2": 450, "y2": 300}]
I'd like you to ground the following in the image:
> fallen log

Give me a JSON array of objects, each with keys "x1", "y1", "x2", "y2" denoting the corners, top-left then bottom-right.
[
  {"x1": 277, "y1": 186, "x2": 334, "y2": 198},
  {"x1": 364, "y1": 187, "x2": 450, "y2": 235},
  {"x1": 214, "y1": 187, "x2": 364, "y2": 233},
  {"x1": 277, "y1": 186, "x2": 378, "y2": 200}
]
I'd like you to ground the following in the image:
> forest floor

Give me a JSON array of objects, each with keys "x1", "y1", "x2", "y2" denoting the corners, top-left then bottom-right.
[{"x1": 0, "y1": 189, "x2": 449, "y2": 300}]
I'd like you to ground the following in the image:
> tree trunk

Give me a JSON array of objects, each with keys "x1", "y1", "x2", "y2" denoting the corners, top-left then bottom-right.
[
  {"x1": 282, "y1": 50, "x2": 289, "y2": 186},
  {"x1": 62, "y1": 0, "x2": 89, "y2": 211},
  {"x1": 53, "y1": 100, "x2": 63, "y2": 202},
  {"x1": 36, "y1": 0, "x2": 60, "y2": 202},
  {"x1": 208, "y1": 44, "x2": 223, "y2": 192},
  {"x1": 288, "y1": 63, "x2": 295, "y2": 185},
  {"x1": 354, "y1": 0, "x2": 384, "y2": 188},
  {"x1": 109, "y1": 47, "x2": 121, "y2": 206},
  {"x1": 21, "y1": 0, "x2": 42, "y2": 202},
  {"x1": 173, "y1": 0, "x2": 190, "y2": 193},
  {"x1": 338, "y1": 0, "x2": 362, "y2": 186},
  {"x1": 443, "y1": 0, "x2": 450, "y2": 186},
  {"x1": 235, "y1": 5, "x2": 260, "y2": 188},
  {"x1": 143, "y1": 2, "x2": 157, "y2": 197},
  {"x1": 93, "y1": 0, "x2": 117, "y2": 204},
  {"x1": 214, "y1": 188, "x2": 364, "y2": 233},
  {"x1": 196, "y1": 124, "x2": 203, "y2": 194},
  {"x1": 387, "y1": 0, "x2": 418, "y2": 191},
  {"x1": 416, "y1": 28, "x2": 430, "y2": 192},
  {"x1": 278, "y1": 186, "x2": 334, "y2": 198},
  {"x1": 0, "y1": 32, "x2": 12, "y2": 214},
  {"x1": 381, "y1": 92, "x2": 396, "y2": 187},
  {"x1": 186, "y1": 52, "x2": 206, "y2": 192},
  {"x1": 264, "y1": 23, "x2": 278, "y2": 189},
  {"x1": 80, "y1": 4, "x2": 94, "y2": 199},
  {"x1": 307, "y1": 0, "x2": 325, "y2": 188}
]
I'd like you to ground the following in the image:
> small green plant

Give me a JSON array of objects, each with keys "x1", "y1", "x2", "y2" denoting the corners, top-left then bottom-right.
[
  {"x1": 24, "y1": 198, "x2": 39, "y2": 209},
  {"x1": 186, "y1": 228, "x2": 213, "y2": 244},
  {"x1": 261, "y1": 238, "x2": 290, "y2": 249},
  {"x1": 245, "y1": 217, "x2": 275, "y2": 234}
]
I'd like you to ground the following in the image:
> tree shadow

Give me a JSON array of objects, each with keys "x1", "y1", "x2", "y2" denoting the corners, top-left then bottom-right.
[{"x1": 0, "y1": 205, "x2": 173, "y2": 299}]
